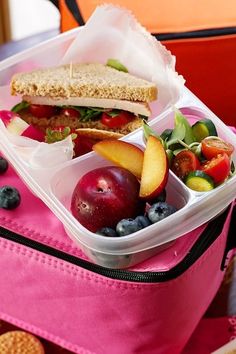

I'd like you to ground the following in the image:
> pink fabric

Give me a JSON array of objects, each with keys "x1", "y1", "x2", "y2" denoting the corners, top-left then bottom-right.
[{"x1": 0, "y1": 165, "x2": 234, "y2": 353}]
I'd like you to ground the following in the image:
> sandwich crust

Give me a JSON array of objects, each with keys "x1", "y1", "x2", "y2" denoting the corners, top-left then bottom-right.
[{"x1": 11, "y1": 63, "x2": 157, "y2": 102}]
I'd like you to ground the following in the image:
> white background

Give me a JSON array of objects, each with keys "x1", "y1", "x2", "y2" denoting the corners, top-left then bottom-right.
[{"x1": 8, "y1": 0, "x2": 60, "y2": 40}]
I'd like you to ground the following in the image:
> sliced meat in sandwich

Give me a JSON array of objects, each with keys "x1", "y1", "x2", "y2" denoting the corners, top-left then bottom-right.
[{"x1": 10, "y1": 63, "x2": 157, "y2": 138}]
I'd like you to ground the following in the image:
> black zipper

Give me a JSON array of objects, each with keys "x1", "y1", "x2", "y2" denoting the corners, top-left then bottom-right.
[
  {"x1": 65, "y1": 0, "x2": 85, "y2": 26},
  {"x1": 0, "y1": 206, "x2": 230, "y2": 283},
  {"x1": 155, "y1": 27, "x2": 236, "y2": 41}
]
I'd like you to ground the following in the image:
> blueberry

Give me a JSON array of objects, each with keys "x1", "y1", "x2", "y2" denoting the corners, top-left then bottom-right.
[
  {"x1": 148, "y1": 202, "x2": 177, "y2": 224},
  {"x1": 116, "y1": 218, "x2": 142, "y2": 236},
  {"x1": 135, "y1": 215, "x2": 151, "y2": 228},
  {"x1": 96, "y1": 227, "x2": 118, "y2": 237},
  {"x1": 0, "y1": 186, "x2": 21, "y2": 210},
  {"x1": 0, "y1": 157, "x2": 8, "y2": 174}
]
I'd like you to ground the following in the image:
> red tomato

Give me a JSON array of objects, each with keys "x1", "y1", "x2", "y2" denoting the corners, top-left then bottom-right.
[
  {"x1": 101, "y1": 111, "x2": 134, "y2": 128},
  {"x1": 201, "y1": 153, "x2": 231, "y2": 184},
  {"x1": 29, "y1": 104, "x2": 58, "y2": 118},
  {"x1": 60, "y1": 108, "x2": 80, "y2": 118},
  {"x1": 201, "y1": 137, "x2": 234, "y2": 160},
  {"x1": 171, "y1": 150, "x2": 200, "y2": 180}
]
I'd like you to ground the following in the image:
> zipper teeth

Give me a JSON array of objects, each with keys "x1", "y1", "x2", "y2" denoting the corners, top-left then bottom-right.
[
  {"x1": 0, "y1": 208, "x2": 228, "y2": 283},
  {"x1": 156, "y1": 27, "x2": 236, "y2": 41}
]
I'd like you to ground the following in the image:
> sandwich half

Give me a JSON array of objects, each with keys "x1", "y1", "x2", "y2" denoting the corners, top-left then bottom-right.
[{"x1": 10, "y1": 63, "x2": 157, "y2": 138}]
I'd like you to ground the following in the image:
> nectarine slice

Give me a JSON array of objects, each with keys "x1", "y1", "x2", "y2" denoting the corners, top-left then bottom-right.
[
  {"x1": 139, "y1": 135, "x2": 168, "y2": 199},
  {"x1": 93, "y1": 139, "x2": 144, "y2": 179}
]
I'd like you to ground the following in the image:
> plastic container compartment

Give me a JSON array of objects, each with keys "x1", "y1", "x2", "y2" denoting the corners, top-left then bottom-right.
[
  {"x1": 0, "y1": 99, "x2": 235, "y2": 268},
  {"x1": 0, "y1": 30, "x2": 235, "y2": 268}
]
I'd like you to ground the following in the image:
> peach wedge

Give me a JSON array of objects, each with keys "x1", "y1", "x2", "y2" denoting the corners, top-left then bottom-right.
[
  {"x1": 139, "y1": 135, "x2": 168, "y2": 199},
  {"x1": 93, "y1": 139, "x2": 144, "y2": 179}
]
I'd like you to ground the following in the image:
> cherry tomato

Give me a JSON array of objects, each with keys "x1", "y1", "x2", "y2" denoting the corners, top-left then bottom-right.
[
  {"x1": 101, "y1": 111, "x2": 134, "y2": 129},
  {"x1": 29, "y1": 104, "x2": 58, "y2": 118},
  {"x1": 171, "y1": 150, "x2": 200, "y2": 180},
  {"x1": 60, "y1": 108, "x2": 80, "y2": 118},
  {"x1": 201, "y1": 137, "x2": 234, "y2": 160},
  {"x1": 201, "y1": 153, "x2": 231, "y2": 184}
]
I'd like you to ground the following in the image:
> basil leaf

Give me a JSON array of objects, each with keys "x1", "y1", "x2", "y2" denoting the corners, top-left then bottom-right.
[
  {"x1": 168, "y1": 122, "x2": 186, "y2": 146},
  {"x1": 174, "y1": 108, "x2": 196, "y2": 144},
  {"x1": 66, "y1": 106, "x2": 103, "y2": 122},
  {"x1": 142, "y1": 121, "x2": 166, "y2": 148},
  {"x1": 11, "y1": 100, "x2": 29, "y2": 113},
  {"x1": 143, "y1": 121, "x2": 160, "y2": 140}
]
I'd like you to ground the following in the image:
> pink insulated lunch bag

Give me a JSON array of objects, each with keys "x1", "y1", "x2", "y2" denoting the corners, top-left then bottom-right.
[{"x1": 0, "y1": 161, "x2": 235, "y2": 354}]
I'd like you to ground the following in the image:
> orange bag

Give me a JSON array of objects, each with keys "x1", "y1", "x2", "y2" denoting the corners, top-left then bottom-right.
[{"x1": 58, "y1": 0, "x2": 236, "y2": 126}]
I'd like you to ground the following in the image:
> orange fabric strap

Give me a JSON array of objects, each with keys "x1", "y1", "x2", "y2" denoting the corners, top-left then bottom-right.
[{"x1": 59, "y1": 0, "x2": 236, "y2": 33}]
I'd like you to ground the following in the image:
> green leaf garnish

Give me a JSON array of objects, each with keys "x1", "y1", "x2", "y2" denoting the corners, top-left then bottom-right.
[
  {"x1": 45, "y1": 126, "x2": 77, "y2": 144},
  {"x1": 64, "y1": 106, "x2": 104, "y2": 122},
  {"x1": 106, "y1": 59, "x2": 128, "y2": 73},
  {"x1": 142, "y1": 121, "x2": 165, "y2": 148},
  {"x1": 11, "y1": 100, "x2": 29, "y2": 113},
  {"x1": 167, "y1": 122, "x2": 186, "y2": 147},
  {"x1": 174, "y1": 108, "x2": 196, "y2": 144}
]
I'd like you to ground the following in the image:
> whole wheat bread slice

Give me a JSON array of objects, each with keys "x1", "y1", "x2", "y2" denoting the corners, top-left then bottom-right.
[{"x1": 11, "y1": 63, "x2": 157, "y2": 102}]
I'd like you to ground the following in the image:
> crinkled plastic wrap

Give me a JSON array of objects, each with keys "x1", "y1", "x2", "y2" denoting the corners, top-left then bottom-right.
[{"x1": 62, "y1": 4, "x2": 185, "y2": 110}]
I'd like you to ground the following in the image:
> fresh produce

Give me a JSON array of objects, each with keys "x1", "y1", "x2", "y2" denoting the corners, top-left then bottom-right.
[
  {"x1": 0, "y1": 185, "x2": 21, "y2": 210},
  {"x1": 70, "y1": 166, "x2": 145, "y2": 232},
  {"x1": 171, "y1": 150, "x2": 200, "y2": 180},
  {"x1": 185, "y1": 171, "x2": 214, "y2": 191},
  {"x1": 192, "y1": 118, "x2": 217, "y2": 142},
  {"x1": 201, "y1": 136, "x2": 234, "y2": 160},
  {"x1": 93, "y1": 139, "x2": 144, "y2": 179},
  {"x1": 144, "y1": 108, "x2": 234, "y2": 191},
  {"x1": 96, "y1": 227, "x2": 118, "y2": 237},
  {"x1": 29, "y1": 104, "x2": 58, "y2": 118},
  {"x1": 101, "y1": 111, "x2": 135, "y2": 129},
  {"x1": 72, "y1": 138, "x2": 176, "y2": 236},
  {"x1": 0, "y1": 157, "x2": 8, "y2": 174},
  {"x1": 147, "y1": 202, "x2": 177, "y2": 223},
  {"x1": 60, "y1": 107, "x2": 80, "y2": 118},
  {"x1": 73, "y1": 135, "x2": 96, "y2": 157},
  {"x1": 139, "y1": 135, "x2": 168, "y2": 199},
  {"x1": 116, "y1": 218, "x2": 143, "y2": 236},
  {"x1": 201, "y1": 153, "x2": 231, "y2": 184},
  {"x1": 135, "y1": 215, "x2": 151, "y2": 228}
]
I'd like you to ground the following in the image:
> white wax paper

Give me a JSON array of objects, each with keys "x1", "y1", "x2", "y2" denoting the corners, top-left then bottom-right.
[{"x1": 61, "y1": 4, "x2": 185, "y2": 110}]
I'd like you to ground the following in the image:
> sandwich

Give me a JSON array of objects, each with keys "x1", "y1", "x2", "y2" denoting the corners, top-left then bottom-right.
[
  {"x1": 11, "y1": 62, "x2": 157, "y2": 128},
  {"x1": 10, "y1": 63, "x2": 157, "y2": 154}
]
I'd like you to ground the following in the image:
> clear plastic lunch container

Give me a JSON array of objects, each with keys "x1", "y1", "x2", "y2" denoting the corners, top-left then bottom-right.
[{"x1": 0, "y1": 31, "x2": 235, "y2": 269}]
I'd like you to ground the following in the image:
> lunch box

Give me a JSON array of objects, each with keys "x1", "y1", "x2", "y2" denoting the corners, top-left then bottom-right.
[{"x1": 0, "y1": 24, "x2": 235, "y2": 269}]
